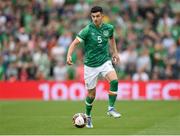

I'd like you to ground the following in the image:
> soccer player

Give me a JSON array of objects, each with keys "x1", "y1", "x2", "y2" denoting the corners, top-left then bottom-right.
[{"x1": 67, "y1": 6, "x2": 121, "y2": 128}]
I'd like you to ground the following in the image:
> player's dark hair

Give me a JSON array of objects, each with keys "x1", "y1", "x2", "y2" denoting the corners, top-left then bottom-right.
[{"x1": 91, "y1": 6, "x2": 103, "y2": 13}]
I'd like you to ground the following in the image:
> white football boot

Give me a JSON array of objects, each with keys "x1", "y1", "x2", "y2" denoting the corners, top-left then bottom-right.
[
  {"x1": 86, "y1": 115, "x2": 93, "y2": 128},
  {"x1": 107, "y1": 108, "x2": 121, "y2": 118}
]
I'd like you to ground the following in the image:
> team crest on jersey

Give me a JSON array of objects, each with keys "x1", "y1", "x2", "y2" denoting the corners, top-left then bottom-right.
[{"x1": 103, "y1": 30, "x2": 109, "y2": 37}]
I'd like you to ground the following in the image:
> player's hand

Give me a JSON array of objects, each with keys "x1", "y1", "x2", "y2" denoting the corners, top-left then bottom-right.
[
  {"x1": 112, "y1": 53, "x2": 120, "y2": 65},
  {"x1": 66, "y1": 55, "x2": 73, "y2": 65}
]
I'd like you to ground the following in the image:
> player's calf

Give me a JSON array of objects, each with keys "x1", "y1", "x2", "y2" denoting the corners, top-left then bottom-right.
[
  {"x1": 108, "y1": 80, "x2": 118, "y2": 108},
  {"x1": 107, "y1": 80, "x2": 121, "y2": 118}
]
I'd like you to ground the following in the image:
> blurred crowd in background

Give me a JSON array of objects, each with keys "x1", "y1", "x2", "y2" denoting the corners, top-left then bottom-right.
[{"x1": 0, "y1": 0, "x2": 180, "y2": 82}]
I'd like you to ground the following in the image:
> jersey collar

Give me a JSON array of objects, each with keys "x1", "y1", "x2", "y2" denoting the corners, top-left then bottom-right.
[{"x1": 91, "y1": 22, "x2": 104, "y2": 29}]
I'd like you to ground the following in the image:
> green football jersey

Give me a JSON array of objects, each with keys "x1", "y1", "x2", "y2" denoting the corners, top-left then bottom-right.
[{"x1": 77, "y1": 22, "x2": 114, "y2": 67}]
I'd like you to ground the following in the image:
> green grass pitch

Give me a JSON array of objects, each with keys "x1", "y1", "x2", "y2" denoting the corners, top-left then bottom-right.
[{"x1": 0, "y1": 100, "x2": 180, "y2": 135}]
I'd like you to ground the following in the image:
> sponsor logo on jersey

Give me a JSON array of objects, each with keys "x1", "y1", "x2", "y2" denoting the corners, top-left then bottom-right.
[{"x1": 91, "y1": 32, "x2": 95, "y2": 35}]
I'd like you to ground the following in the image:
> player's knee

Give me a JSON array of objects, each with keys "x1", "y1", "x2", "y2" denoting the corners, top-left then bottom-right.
[
  {"x1": 86, "y1": 89, "x2": 95, "y2": 106},
  {"x1": 88, "y1": 88, "x2": 96, "y2": 98},
  {"x1": 110, "y1": 80, "x2": 118, "y2": 92}
]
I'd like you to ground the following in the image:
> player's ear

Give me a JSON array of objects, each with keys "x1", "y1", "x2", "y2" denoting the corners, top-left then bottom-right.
[
  {"x1": 90, "y1": 14, "x2": 94, "y2": 19},
  {"x1": 101, "y1": 13, "x2": 104, "y2": 18}
]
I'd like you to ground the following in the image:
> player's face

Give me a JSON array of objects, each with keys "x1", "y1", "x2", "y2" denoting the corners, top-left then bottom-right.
[{"x1": 91, "y1": 12, "x2": 103, "y2": 26}]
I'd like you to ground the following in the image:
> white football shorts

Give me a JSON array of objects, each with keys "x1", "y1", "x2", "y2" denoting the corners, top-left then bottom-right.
[{"x1": 84, "y1": 60, "x2": 115, "y2": 90}]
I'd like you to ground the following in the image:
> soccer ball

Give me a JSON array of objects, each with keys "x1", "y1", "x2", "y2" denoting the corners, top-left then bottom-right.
[{"x1": 72, "y1": 113, "x2": 87, "y2": 128}]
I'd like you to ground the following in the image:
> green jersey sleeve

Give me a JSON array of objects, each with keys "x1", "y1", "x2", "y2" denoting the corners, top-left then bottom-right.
[
  {"x1": 77, "y1": 26, "x2": 89, "y2": 42},
  {"x1": 109, "y1": 25, "x2": 114, "y2": 39}
]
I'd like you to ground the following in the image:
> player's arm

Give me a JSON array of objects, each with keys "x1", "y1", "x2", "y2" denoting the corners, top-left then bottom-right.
[
  {"x1": 66, "y1": 38, "x2": 80, "y2": 65},
  {"x1": 109, "y1": 37, "x2": 120, "y2": 65},
  {"x1": 67, "y1": 26, "x2": 88, "y2": 65}
]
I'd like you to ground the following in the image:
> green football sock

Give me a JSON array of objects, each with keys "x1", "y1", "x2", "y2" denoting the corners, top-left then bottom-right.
[
  {"x1": 108, "y1": 94, "x2": 117, "y2": 107},
  {"x1": 108, "y1": 80, "x2": 118, "y2": 107},
  {"x1": 85, "y1": 96, "x2": 95, "y2": 116}
]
